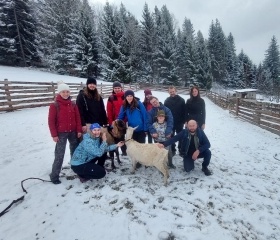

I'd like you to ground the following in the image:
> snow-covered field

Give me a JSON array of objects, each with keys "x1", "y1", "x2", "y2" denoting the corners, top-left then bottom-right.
[{"x1": 0, "y1": 67, "x2": 280, "y2": 240}]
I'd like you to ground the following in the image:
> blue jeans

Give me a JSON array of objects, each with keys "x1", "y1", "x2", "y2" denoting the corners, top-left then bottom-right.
[{"x1": 183, "y1": 149, "x2": 211, "y2": 172}]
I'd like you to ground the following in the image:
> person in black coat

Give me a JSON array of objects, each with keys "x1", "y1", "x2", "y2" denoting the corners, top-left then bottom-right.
[
  {"x1": 164, "y1": 86, "x2": 185, "y2": 155},
  {"x1": 76, "y1": 77, "x2": 108, "y2": 167},
  {"x1": 185, "y1": 86, "x2": 206, "y2": 130},
  {"x1": 76, "y1": 77, "x2": 108, "y2": 133}
]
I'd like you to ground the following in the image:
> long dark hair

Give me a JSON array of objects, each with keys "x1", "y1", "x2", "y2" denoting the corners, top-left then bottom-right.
[
  {"x1": 190, "y1": 86, "x2": 200, "y2": 100},
  {"x1": 123, "y1": 97, "x2": 138, "y2": 110},
  {"x1": 84, "y1": 87, "x2": 101, "y2": 101}
]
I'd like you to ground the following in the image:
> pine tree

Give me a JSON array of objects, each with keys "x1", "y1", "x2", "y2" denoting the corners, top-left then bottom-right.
[
  {"x1": 153, "y1": 5, "x2": 179, "y2": 85},
  {"x1": 0, "y1": 0, "x2": 17, "y2": 65},
  {"x1": 208, "y1": 19, "x2": 227, "y2": 85},
  {"x1": 263, "y1": 36, "x2": 280, "y2": 100},
  {"x1": 226, "y1": 33, "x2": 238, "y2": 88},
  {"x1": 0, "y1": 0, "x2": 40, "y2": 66},
  {"x1": 140, "y1": 3, "x2": 156, "y2": 83},
  {"x1": 196, "y1": 31, "x2": 213, "y2": 89},
  {"x1": 69, "y1": 0, "x2": 100, "y2": 77},
  {"x1": 237, "y1": 50, "x2": 254, "y2": 88}
]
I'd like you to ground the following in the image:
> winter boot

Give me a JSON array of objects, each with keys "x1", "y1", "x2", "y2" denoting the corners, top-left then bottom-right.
[
  {"x1": 168, "y1": 158, "x2": 176, "y2": 169},
  {"x1": 202, "y1": 167, "x2": 212, "y2": 176}
]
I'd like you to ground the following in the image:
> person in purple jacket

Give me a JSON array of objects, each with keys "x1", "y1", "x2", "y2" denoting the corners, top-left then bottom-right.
[{"x1": 157, "y1": 120, "x2": 212, "y2": 176}]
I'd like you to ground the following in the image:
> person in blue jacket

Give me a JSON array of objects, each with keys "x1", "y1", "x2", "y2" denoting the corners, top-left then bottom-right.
[
  {"x1": 157, "y1": 120, "x2": 212, "y2": 176},
  {"x1": 148, "y1": 96, "x2": 174, "y2": 139},
  {"x1": 118, "y1": 90, "x2": 148, "y2": 144},
  {"x1": 71, "y1": 123, "x2": 124, "y2": 182}
]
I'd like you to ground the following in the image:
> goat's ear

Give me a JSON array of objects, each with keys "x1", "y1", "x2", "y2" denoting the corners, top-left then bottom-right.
[
  {"x1": 126, "y1": 122, "x2": 128, "y2": 128},
  {"x1": 133, "y1": 126, "x2": 138, "y2": 131}
]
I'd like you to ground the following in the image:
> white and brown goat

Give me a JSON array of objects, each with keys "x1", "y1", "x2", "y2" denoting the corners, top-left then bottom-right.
[{"x1": 125, "y1": 126, "x2": 170, "y2": 186}]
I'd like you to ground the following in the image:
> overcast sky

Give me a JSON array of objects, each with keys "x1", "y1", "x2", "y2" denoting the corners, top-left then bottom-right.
[{"x1": 92, "y1": 0, "x2": 280, "y2": 65}]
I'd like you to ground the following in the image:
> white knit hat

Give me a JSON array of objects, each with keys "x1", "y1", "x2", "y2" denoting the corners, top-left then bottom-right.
[{"x1": 57, "y1": 81, "x2": 70, "y2": 93}]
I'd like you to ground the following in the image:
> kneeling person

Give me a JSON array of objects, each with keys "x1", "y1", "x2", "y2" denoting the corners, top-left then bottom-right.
[
  {"x1": 158, "y1": 120, "x2": 212, "y2": 175},
  {"x1": 71, "y1": 123, "x2": 124, "y2": 182}
]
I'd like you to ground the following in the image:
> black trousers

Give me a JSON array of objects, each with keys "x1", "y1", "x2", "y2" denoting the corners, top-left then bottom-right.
[
  {"x1": 71, "y1": 156, "x2": 106, "y2": 180},
  {"x1": 132, "y1": 131, "x2": 146, "y2": 143}
]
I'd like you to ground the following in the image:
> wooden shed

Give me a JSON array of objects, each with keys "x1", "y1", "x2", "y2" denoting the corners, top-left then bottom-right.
[{"x1": 234, "y1": 89, "x2": 258, "y2": 100}]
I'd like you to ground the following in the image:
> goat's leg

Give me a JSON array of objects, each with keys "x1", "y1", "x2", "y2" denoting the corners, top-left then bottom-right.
[
  {"x1": 130, "y1": 159, "x2": 137, "y2": 174},
  {"x1": 109, "y1": 151, "x2": 116, "y2": 169},
  {"x1": 115, "y1": 148, "x2": 122, "y2": 164}
]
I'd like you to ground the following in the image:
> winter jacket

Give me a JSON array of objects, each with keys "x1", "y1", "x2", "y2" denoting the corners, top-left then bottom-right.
[
  {"x1": 48, "y1": 95, "x2": 82, "y2": 137},
  {"x1": 147, "y1": 103, "x2": 173, "y2": 136},
  {"x1": 153, "y1": 122, "x2": 168, "y2": 142},
  {"x1": 143, "y1": 99, "x2": 153, "y2": 112},
  {"x1": 164, "y1": 95, "x2": 186, "y2": 128},
  {"x1": 70, "y1": 132, "x2": 117, "y2": 166},
  {"x1": 76, "y1": 89, "x2": 108, "y2": 126},
  {"x1": 118, "y1": 99, "x2": 148, "y2": 132},
  {"x1": 163, "y1": 128, "x2": 210, "y2": 157},
  {"x1": 185, "y1": 97, "x2": 206, "y2": 127},
  {"x1": 107, "y1": 91, "x2": 125, "y2": 125}
]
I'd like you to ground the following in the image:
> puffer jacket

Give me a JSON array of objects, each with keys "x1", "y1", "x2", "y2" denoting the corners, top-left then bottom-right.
[
  {"x1": 163, "y1": 128, "x2": 210, "y2": 156},
  {"x1": 70, "y1": 132, "x2": 117, "y2": 166},
  {"x1": 48, "y1": 95, "x2": 82, "y2": 137},
  {"x1": 107, "y1": 91, "x2": 125, "y2": 125},
  {"x1": 118, "y1": 99, "x2": 148, "y2": 132}
]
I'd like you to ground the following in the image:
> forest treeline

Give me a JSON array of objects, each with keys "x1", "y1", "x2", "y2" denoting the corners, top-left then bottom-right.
[{"x1": 0, "y1": 0, "x2": 279, "y2": 98}]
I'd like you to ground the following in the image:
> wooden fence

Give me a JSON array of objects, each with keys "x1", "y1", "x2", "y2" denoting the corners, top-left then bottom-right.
[
  {"x1": 0, "y1": 79, "x2": 139, "y2": 112},
  {"x1": 207, "y1": 91, "x2": 280, "y2": 136}
]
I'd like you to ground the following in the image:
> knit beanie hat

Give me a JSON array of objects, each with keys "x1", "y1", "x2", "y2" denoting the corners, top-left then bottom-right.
[
  {"x1": 86, "y1": 77, "x2": 97, "y2": 85},
  {"x1": 157, "y1": 110, "x2": 166, "y2": 117},
  {"x1": 144, "y1": 89, "x2": 152, "y2": 96},
  {"x1": 124, "y1": 90, "x2": 135, "y2": 98},
  {"x1": 90, "y1": 123, "x2": 101, "y2": 130},
  {"x1": 57, "y1": 81, "x2": 70, "y2": 93},
  {"x1": 113, "y1": 81, "x2": 122, "y2": 88}
]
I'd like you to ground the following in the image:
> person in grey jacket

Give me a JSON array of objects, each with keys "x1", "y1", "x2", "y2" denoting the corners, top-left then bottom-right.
[{"x1": 71, "y1": 123, "x2": 124, "y2": 182}]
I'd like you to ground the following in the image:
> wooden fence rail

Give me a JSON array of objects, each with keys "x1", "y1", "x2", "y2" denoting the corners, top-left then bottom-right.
[
  {"x1": 0, "y1": 79, "x2": 139, "y2": 112},
  {"x1": 207, "y1": 91, "x2": 280, "y2": 136}
]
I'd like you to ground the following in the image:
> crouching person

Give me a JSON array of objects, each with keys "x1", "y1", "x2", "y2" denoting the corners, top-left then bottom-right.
[
  {"x1": 70, "y1": 123, "x2": 124, "y2": 182},
  {"x1": 157, "y1": 120, "x2": 212, "y2": 176}
]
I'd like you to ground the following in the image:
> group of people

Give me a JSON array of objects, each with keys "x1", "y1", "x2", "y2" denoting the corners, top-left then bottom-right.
[{"x1": 48, "y1": 77, "x2": 212, "y2": 185}]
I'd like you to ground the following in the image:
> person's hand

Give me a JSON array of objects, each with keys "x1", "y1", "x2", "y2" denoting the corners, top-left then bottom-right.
[
  {"x1": 52, "y1": 136, "x2": 59, "y2": 142},
  {"x1": 82, "y1": 126, "x2": 87, "y2": 133},
  {"x1": 166, "y1": 134, "x2": 171, "y2": 139},
  {"x1": 152, "y1": 133, "x2": 158, "y2": 138},
  {"x1": 77, "y1": 132, "x2": 82, "y2": 138},
  {"x1": 192, "y1": 150, "x2": 200, "y2": 160},
  {"x1": 157, "y1": 143, "x2": 164, "y2": 148},
  {"x1": 117, "y1": 141, "x2": 124, "y2": 147},
  {"x1": 201, "y1": 124, "x2": 205, "y2": 130},
  {"x1": 102, "y1": 132, "x2": 107, "y2": 142}
]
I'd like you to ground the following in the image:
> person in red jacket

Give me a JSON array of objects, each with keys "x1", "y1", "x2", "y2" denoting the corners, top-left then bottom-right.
[
  {"x1": 106, "y1": 81, "x2": 127, "y2": 155},
  {"x1": 48, "y1": 81, "x2": 82, "y2": 184}
]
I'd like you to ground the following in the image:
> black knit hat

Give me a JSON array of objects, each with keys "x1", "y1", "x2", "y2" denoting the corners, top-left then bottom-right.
[
  {"x1": 113, "y1": 81, "x2": 122, "y2": 88},
  {"x1": 124, "y1": 90, "x2": 135, "y2": 98},
  {"x1": 86, "y1": 77, "x2": 97, "y2": 85}
]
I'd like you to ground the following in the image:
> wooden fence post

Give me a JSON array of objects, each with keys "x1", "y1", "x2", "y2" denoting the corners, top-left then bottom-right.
[
  {"x1": 235, "y1": 98, "x2": 240, "y2": 116},
  {"x1": 4, "y1": 79, "x2": 13, "y2": 111},
  {"x1": 255, "y1": 102, "x2": 262, "y2": 126},
  {"x1": 51, "y1": 81, "x2": 56, "y2": 100}
]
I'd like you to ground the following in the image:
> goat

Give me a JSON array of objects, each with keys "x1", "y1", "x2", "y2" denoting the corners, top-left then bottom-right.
[
  {"x1": 125, "y1": 126, "x2": 170, "y2": 186},
  {"x1": 101, "y1": 119, "x2": 126, "y2": 169}
]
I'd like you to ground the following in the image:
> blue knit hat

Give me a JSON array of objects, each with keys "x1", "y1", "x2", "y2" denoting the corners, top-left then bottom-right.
[
  {"x1": 124, "y1": 90, "x2": 135, "y2": 98},
  {"x1": 90, "y1": 123, "x2": 101, "y2": 130}
]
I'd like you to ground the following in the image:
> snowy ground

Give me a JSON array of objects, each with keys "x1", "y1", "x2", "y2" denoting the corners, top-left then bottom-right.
[{"x1": 0, "y1": 67, "x2": 280, "y2": 240}]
